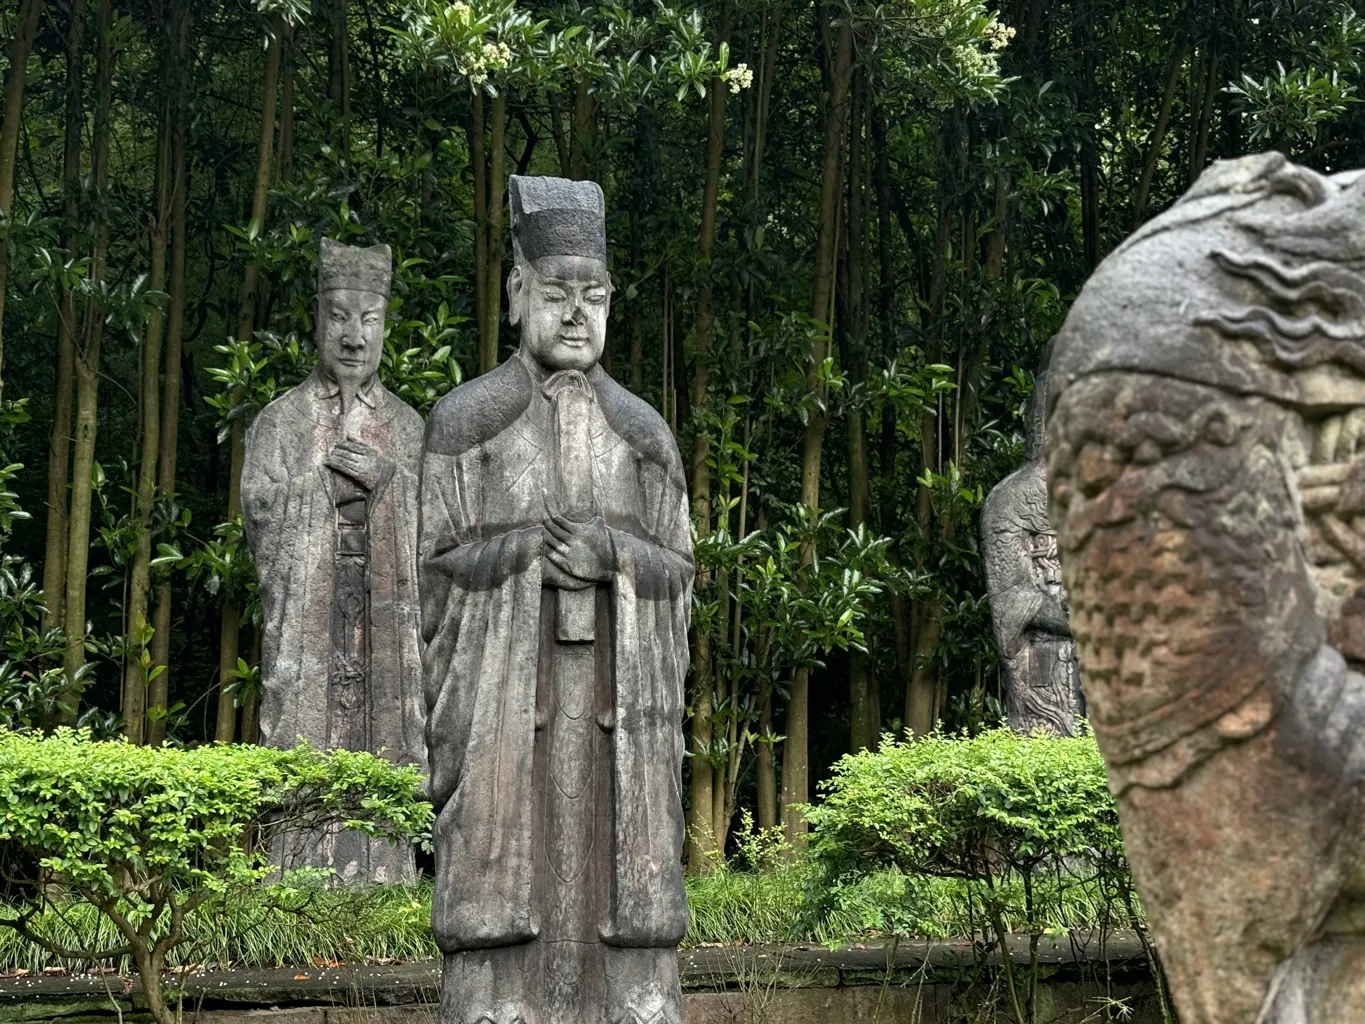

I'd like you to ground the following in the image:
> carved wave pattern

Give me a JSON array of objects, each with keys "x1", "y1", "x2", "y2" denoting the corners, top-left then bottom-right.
[{"x1": 1194, "y1": 249, "x2": 1365, "y2": 372}]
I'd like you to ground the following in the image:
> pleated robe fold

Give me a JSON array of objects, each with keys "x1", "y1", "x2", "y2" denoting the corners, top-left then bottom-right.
[
  {"x1": 419, "y1": 355, "x2": 693, "y2": 954},
  {"x1": 242, "y1": 370, "x2": 427, "y2": 882}
]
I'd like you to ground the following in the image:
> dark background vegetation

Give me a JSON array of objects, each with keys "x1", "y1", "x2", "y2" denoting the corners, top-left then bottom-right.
[{"x1": 0, "y1": 0, "x2": 1362, "y2": 865}]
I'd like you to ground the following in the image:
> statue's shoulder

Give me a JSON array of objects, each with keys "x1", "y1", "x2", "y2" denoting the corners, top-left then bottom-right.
[
  {"x1": 374, "y1": 384, "x2": 426, "y2": 437},
  {"x1": 593, "y1": 371, "x2": 684, "y2": 485},
  {"x1": 248, "y1": 379, "x2": 314, "y2": 441},
  {"x1": 425, "y1": 357, "x2": 533, "y2": 457}
]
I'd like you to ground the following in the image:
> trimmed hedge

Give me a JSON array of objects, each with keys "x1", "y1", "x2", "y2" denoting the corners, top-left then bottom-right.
[
  {"x1": 0, "y1": 730, "x2": 432, "y2": 1024},
  {"x1": 807, "y1": 727, "x2": 1120, "y2": 878}
]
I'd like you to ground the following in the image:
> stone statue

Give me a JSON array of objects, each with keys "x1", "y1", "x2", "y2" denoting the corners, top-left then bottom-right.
[
  {"x1": 981, "y1": 350, "x2": 1083, "y2": 735},
  {"x1": 420, "y1": 175, "x2": 694, "y2": 1024},
  {"x1": 1045, "y1": 152, "x2": 1365, "y2": 1022},
  {"x1": 242, "y1": 238, "x2": 426, "y2": 885}
]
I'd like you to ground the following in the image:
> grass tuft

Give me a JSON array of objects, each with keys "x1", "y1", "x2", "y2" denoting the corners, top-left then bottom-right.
[{"x1": 0, "y1": 863, "x2": 1140, "y2": 973}]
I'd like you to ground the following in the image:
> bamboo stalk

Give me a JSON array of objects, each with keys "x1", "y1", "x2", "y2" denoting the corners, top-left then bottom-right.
[
  {"x1": 61, "y1": 0, "x2": 116, "y2": 718},
  {"x1": 41, "y1": 0, "x2": 85, "y2": 644},
  {"x1": 0, "y1": 0, "x2": 46, "y2": 404}
]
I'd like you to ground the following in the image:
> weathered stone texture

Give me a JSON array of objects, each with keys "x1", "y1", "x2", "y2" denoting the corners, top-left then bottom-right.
[
  {"x1": 982, "y1": 355, "x2": 1084, "y2": 735},
  {"x1": 1045, "y1": 152, "x2": 1365, "y2": 1022},
  {"x1": 421, "y1": 177, "x2": 694, "y2": 1024},
  {"x1": 242, "y1": 239, "x2": 426, "y2": 885}
]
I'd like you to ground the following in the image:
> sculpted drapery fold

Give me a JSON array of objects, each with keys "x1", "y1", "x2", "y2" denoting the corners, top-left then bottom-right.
[
  {"x1": 243, "y1": 371, "x2": 426, "y2": 771},
  {"x1": 242, "y1": 240, "x2": 426, "y2": 887},
  {"x1": 420, "y1": 354, "x2": 693, "y2": 954}
]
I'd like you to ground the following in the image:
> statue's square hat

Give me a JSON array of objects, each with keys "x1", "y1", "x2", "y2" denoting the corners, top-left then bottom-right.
[
  {"x1": 318, "y1": 238, "x2": 392, "y2": 296},
  {"x1": 510, "y1": 175, "x2": 607, "y2": 263}
]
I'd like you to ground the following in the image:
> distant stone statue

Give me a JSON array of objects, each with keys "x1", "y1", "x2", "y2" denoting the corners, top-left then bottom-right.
[
  {"x1": 1046, "y1": 152, "x2": 1365, "y2": 1022},
  {"x1": 242, "y1": 238, "x2": 426, "y2": 885},
  {"x1": 420, "y1": 176, "x2": 694, "y2": 1024},
  {"x1": 981, "y1": 352, "x2": 1083, "y2": 735}
]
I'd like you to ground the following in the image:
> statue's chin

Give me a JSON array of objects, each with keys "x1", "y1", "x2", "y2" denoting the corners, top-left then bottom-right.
[
  {"x1": 322, "y1": 362, "x2": 377, "y2": 388},
  {"x1": 530, "y1": 345, "x2": 600, "y2": 374}
]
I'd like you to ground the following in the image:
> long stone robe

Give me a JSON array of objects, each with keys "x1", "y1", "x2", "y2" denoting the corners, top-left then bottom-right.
[
  {"x1": 242, "y1": 369, "x2": 427, "y2": 883},
  {"x1": 981, "y1": 460, "x2": 1084, "y2": 735},
  {"x1": 420, "y1": 350, "x2": 693, "y2": 1024}
]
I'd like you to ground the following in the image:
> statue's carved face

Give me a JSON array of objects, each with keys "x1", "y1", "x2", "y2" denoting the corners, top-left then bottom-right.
[
  {"x1": 510, "y1": 255, "x2": 610, "y2": 372},
  {"x1": 316, "y1": 288, "x2": 386, "y2": 387}
]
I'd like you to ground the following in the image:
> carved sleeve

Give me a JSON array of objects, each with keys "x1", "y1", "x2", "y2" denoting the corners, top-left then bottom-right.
[{"x1": 241, "y1": 408, "x2": 319, "y2": 568}]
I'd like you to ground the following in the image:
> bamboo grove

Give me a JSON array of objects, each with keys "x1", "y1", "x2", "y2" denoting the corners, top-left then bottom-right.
[{"x1": 0, "y1": 0, "x2": 1363, "y2": 865}]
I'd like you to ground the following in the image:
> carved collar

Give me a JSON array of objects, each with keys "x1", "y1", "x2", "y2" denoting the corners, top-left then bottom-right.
[{"x1": 309, "y1": 368, "x2": 380, "y2": 408}]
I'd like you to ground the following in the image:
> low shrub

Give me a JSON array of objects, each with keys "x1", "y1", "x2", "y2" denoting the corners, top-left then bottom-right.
[
  {"x1": 806, "y1": 727, "x2": 1119, "y2": 878},
  {"x1": 806, "y1": 728, "x2": 1153, "y2": 1024},
  {"x1": 0, "y1": 729, "x2": 1162, "y2": 1024},
  {"x1": 0, "y1": 729, "x2": 432, "y2": 1024}
]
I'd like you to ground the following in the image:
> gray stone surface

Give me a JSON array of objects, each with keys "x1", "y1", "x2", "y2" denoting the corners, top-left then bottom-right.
[
  {"x1": 1045, "y1": 152, "x2": 1365, "y2": 1022},
  {"x1": 0, "y1": 934, "x2": 1151, "y2": 998},
  {"x1": 0, "y1": 938, "x2": 1162, "y2": 1024},
  {"x1": 242, "y1": 239, "x2": 427, "y2": 885},
  {"x1": 0, "y1": 987, "x2": 1167, "y2": 1024},
  {"x1": 419, "y1": 176, "x2": 694, "y2": 1024},
  {"x1": 981, "y1": 352, "x2": 1084, "y2": 735}
]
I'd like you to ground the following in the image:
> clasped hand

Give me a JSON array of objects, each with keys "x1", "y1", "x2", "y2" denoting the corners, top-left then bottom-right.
[
  {"x1": 325, "y1": 439, "x2": 393, "y2": 491},
  {"x1": 542, "y1": 514, "x2": 613, "y2": 589}
]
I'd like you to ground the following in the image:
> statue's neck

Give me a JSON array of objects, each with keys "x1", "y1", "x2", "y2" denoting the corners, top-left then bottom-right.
[
  {"x1": 318, "y1": 367, "x2": 376, "y2": 415},
  {"x1": 515, "y1": 343, "x2": 598, "y2": 389},
  {"x1": 516, "y1": 344, "x2": 553, "y2": 385}
]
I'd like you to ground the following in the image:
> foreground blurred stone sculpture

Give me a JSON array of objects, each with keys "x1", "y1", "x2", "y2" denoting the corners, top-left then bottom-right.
[
  {"x1": 242, "y1": 238, "x2": 426, "y2": 884},
  {"x1": 982, "y1": 351, "x2": 1083, "y2": 735},
  {"x1": 420, "y1": 175, "x2": 694, "y2": 1024},
  {"x1": 1046, "y1": 152, "x2": 1365, "y2": 1023}
]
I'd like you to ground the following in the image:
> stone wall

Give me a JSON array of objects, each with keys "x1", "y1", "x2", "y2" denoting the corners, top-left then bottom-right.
[{"x1": 0, "y1": 939, "x2": 1165, "y2": 1024}]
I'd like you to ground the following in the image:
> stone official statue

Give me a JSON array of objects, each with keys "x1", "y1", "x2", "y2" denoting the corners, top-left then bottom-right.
[
  {"x1": 981, "y1": 352, "x2": 1083, "y2": 735},
  {"x1": 420, "y1": 176, "x2": 694, "y2": 1024},
  {"x1": 1046, "y1": 153, "x2": 1365, "y2": 1022},
  {"x1": 242, "y1": 238, "x2": 426, "y2": 884}
]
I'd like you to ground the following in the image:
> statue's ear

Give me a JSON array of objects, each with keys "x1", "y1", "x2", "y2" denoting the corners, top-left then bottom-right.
[{"x1": 507, "y1": 264, "x2": 525, "y2": 326}]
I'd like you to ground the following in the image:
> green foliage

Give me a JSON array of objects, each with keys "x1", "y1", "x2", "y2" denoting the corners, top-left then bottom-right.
[
  {"x1": 0, "y1": 406, "x2": 76, "y2": 733},
  {"x1": 1229, "y1": 63, "x2": 1359, "y2": 147},
  {"x1": 806, "y1": 730, "x2": 1140, "y2": 1021},
  {"x1": 0, "y1": 729, "x2": 432, "y2": 1021},
  {"x1": 392, "y1": 0, "x2": 740, "y2": 103},
  {"x1": 684, "y1": 859, "x2": 1133, "y2": 948},
  {"x1": 690, "y1": 502, "x2": 910, "y2": 782},
  {"x1": 0, "y1": 883, "x2": 438, "y2": 974},
  {"x1": 807, "y1": 728, "x2": 1119, "y2": 877},
  {"x1": 0, "y1": 729, "x2": 431, "y2": 902},
  {"x1": 861, "y1": 0, "x2": 1017, "y2": 106}
]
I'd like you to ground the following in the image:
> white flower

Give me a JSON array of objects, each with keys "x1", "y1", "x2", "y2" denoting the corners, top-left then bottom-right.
[
  {"x1": 448, "y1": 2, "x2": 471, "y2": 20},
  {"x1": 481, "y1": 40, "x2": 511, "y2": 69},
  {"x1": 986, "y1": 22, "x2": 1017, "y2": 51},
  {"x1": 460, "y1": 49, "x2": 488, "y2": 83},
  {"x1": 723, "y1": 62, "x2": 754, "y2": 94},
  {"x1": 953, "y1": 44, "x2": 986, "y2": 76}
]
